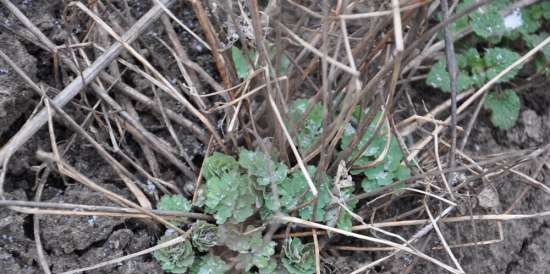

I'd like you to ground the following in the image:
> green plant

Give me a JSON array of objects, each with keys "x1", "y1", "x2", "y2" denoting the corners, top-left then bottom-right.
[
  {"x1": 427, "y1": 47, "x2": 520, "y2": 92},
  {"x1": 154, "y1": 100, "x2": 413, "y2": 272},
  {"x1": 158, "y1": 194, "x2": 192, "y2": 212},
  {"x1": 282, "y1": 238, "x2": 316, "y2": 274},
  {"x1": 191, "y1": 221, "x2": 220, "y2": 252},
  {"x1": 157, "y1": 194, "x2": 192, "y2": 225},
  {"x1": 340, "y1": 111, "x2": 410, "y2": 193},
  {"x1": 153, "y1": 234, "x2": 195, "y2": 273},
  {"x1": 483, "y1": 89, "x2": 520, "y2": 129},
  {"x1": 200, "y1": 148, "x2": 291, "y2": 224},
  {"x1": 218, "y1": 224, "x2": 278, "y2": 273},
  {"x1": 231, "y1": 45, "x2": 290, "y2": 79},
  {"x1": 427, "y1": 0, "x2": 549, "y2": 129},
  {"x1": 201, "y1": 152, "x2": 258, "y2": 224},
  {"x1": 189, "y1": 254, "x2": 230, "y2": 274},
  {"x1": 288, "y1": 99, "x2": 324, "y2": 152}
]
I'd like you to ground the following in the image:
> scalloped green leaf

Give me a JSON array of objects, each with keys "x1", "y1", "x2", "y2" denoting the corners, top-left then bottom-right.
[
  {"x1": 483, "y1": 47, "x2": 521, "y2": 82},
  {"x1": 470, "y1": 8, "x2": 505, "y2": 38},
  {"x1": 484, "y1": 89, "x2": 520, "y2": 129},
  {"x1": 157, "y1": 195, "x2": 192, "y2": 212},
  {"x1": 426, "y1": 58, "x2": 472, "y2": 92},
  {"x1": 190, "y1": 254, "x2": 229, "y2": 274},
  {"x1": 523, "y1": 33, "x2": 550, "y2": 59},
  {"x1": 239, "y1": 149, "x2": 288, "y2": 186},
  {"x1": 298, "y1": 171, "x2": 331, "y2": 222},
  {"x1": 288, "y1": 99, "x2": 323, "y2": 151}
]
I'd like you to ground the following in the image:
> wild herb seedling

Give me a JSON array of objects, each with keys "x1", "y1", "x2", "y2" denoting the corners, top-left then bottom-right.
[{"x1": 427, "y1": 0, "x2": 549, "y2": 129}]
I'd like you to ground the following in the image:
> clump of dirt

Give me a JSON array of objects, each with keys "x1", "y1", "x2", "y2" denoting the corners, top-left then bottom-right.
[
  {"x1": 503, "y1": 109, "x2": 550, "y2": 148},
  {"x1": 41, "y1": 185, "x2": 127, "y2": 255},
  {"x1": 0, "y1": 190, "x2": 39, "y2": 274},
  {"x1": 0, "y1": 32, "x2": 36, "y2": 138},
  {"x1": 50, "y1": 229, "x2": 162, "y2": 274}
]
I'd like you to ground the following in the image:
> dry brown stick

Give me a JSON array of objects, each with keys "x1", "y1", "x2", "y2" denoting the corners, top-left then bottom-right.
[
  {"x1": 3, "y1": 41, "x2": 195, "y2": 182},
  {"x1": 0, "y1": 47, "x2": 182, "y2": 196},
  {"x1": 277, "y1": 215, "x2": 462, "y2": 274},
  {"x1": 62, "y1": 55, "x2": 196, "y2": 178},
  {"x1": 459, "y1": 91, "x2": 487, "y2": 151},
  {"x1": 66, "y1": 2, "x2": 226, "y2": 152},
  {"x1": 440, "y1": 0, "x2": 458, "y2": 177},
  {"x1": 312, "y1": 229, "x2": 321, "y2": 274},
  {"x1": 0, "y1": 0, "x2": 175, "y2": 164},
  {"x1": 317, "y1": 0, "x2": 331, "y2": 176},
  {"x1": 98, "y1": 72, "x2": 209, "y2": 143},
  {"x1": 0, "y1": 46, "x2": 156, "y2": 207},
  {"x1": 160, "y1": 15, "x2": 207, "y2": 110},
  {"x1": 49, "y1": 98, "x2": 157, "y2": 206},
  {"x1": 3, "y1": 21, "x2": 209, "y2": 143},
  {"x1": 407, "y1": 35, "x2": 550, "y2": 161},
  {"x1": 190, "y1": 0, "x2": 233, "y2": 89},
  {"x1": 424, "y1": 202, "x2": 464, "y2": 272},
  {"x1": 119, "y1": 90, "x2": 163, "y2": 177},
  {"x1": 0, "y1": 199, "x2": 213, "y2": 220},
  {"x1": 33, "y1": 168, "x2": 52, "y2": 274}
]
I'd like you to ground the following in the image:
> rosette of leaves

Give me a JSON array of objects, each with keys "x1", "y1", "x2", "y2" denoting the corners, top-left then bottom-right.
[
  {"x1": 157, "y1": 195, "x2": 192, "y2": 225},
  {"x1": 189, "y1": 254, "x2": 229, "y2": 274},
  {"x1": 202, "y1": 153, "x2": 258, "y2": 224},
  {"x1": 282, "y1": 238, "x2": 316, "y2": 274},
  {"x1": 191, "y1": 221, "x2": 220, "y2": 252},
  {"x1": 153, "y1": 235, "x2": 195, "y2": 273},
  {"x1": 218, "y1": 225, "x2": 277, "y2": 273}
]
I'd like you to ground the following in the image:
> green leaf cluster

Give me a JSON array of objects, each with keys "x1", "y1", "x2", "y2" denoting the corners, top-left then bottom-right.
[
  {"x1": 428, "y1": 1, "x2": 549, "y2": 129},
  {"x1": 282, "y1": 238, "x2": 316, "y2": 274},
  {"x1": 427, "y1": 47, "x2": 521, "y2": 93},
  {"x1": 189, "y1": 254, "x2": 230, "y2": 274},
  {"x1": 288, "y1": 99, "x2": 324, "y2": 152},
  {"x1": 341, "y1": 111, "x2": 410, "y2": 193},
  {"x1": 158, "y1": 195, "x2": 192, "y2": 212},
  {"x1": 218, "y1": 225, "x2": 277, "y2": 273},
  {"x1": 191, "y1": 221, "x2": 220, "y2": 252},
  {"x1": 153, "y1": 235, "x2": 195, "y2": 274},
  {"x1": 154, "y1": 224, "x2": 229, "y2": 274},
  {"x1": 201, "y1": 149, "x2": 293, "y2": 224},
  {"x1": 157, "y1": 194, "x2": 192, "y2": 225},
  {"x1": 202, "y1": 152, "x2": 258, "y2": 224}
]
